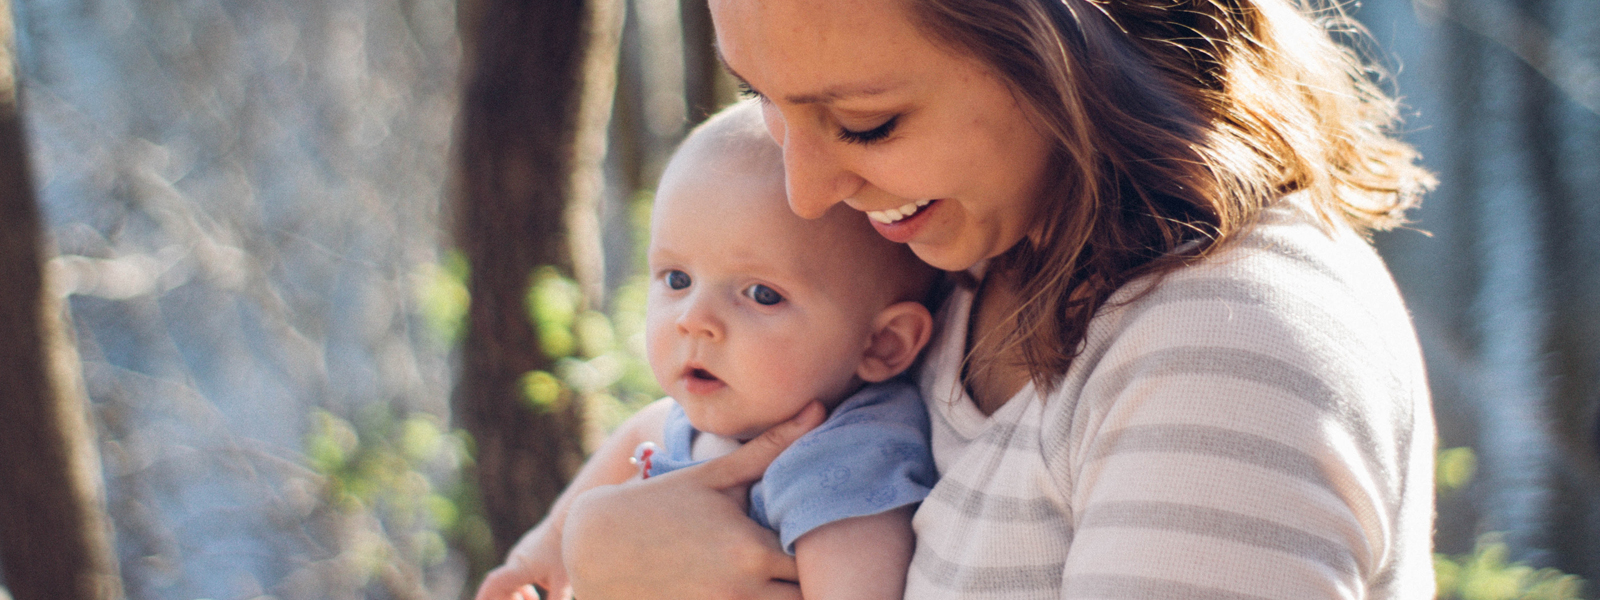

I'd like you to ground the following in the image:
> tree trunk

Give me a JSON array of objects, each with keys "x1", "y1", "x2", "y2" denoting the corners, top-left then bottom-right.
[
  {"x1": 451, "y1": 0, "x2": 622, "y2": 570},
  {"x1": 680, "y1": 0, "x2": 721, "y2": 125},
  {"x1": 0, "y1": 2, "x2": 123, "y2": 598}
]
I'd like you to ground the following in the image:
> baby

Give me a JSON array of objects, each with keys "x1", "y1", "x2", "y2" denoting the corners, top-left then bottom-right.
[{"x1": 480, "y1": 100, "x2": 942, "y2": 600}]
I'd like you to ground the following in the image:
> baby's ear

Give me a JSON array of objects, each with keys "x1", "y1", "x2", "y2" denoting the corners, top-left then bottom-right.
[{"x1": 857, "y1": 301, "x2": 934, "y2": 383}]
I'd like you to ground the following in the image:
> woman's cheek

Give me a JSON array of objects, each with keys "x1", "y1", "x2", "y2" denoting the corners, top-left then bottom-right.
[{"x1": 879, "y1": 145, "x2": 958, "y2": 201}]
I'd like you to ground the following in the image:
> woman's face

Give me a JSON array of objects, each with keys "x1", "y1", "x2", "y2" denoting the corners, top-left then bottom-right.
[{"x1": 710, "y1": 0, "x2": 1055, "y2": 272}]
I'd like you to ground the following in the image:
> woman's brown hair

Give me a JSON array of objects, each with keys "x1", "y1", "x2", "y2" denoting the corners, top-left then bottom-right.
[{"x1": 910, "y1": 0, "x2": 1435, "y2": 391}]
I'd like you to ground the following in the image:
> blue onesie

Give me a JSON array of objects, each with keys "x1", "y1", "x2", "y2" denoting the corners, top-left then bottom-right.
[{"x1": 646, "y1": 378, "x2": 937, "y2": 554}]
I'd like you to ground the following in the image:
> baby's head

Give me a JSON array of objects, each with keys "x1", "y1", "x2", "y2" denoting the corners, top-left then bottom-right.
[{"x1": 646, "y1": 101, "x2": 940, "y2": 440}]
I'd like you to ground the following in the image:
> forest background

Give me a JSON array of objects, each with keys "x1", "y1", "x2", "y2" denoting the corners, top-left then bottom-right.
[{"x1": 0, "y1": 0, "x2": 1597, "y2": 598}]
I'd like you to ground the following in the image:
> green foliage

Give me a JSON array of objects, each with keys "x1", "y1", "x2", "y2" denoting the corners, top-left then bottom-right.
[
  {"x1": 518, "y1": 266, "x2": 661, "y2": 432},
  {"x1": 1437, "y1": 446, "x2": 1478, "y2": 495},
  {"x1": 305, "y1": 407, "x2": 474, "y2": 572},
  {"x1": 526, "y1": 266, "x2": 583, "y2": 359},
  {"x1": 567, "y1": 275, "x2": 662, "y2": 433},
  {"x1": 519, "y1": 370, "x2": 564, "y2": 413},
  {"x1": 1433, "y1": 447, "x2": 1586, "y2": 600},
  {"x1": 519, "y1": 190, "x2": 660, "y2": 427},
  {"x1": 412, "y1": 250, "x2": 471, "y2": 345},
  {"x1": 1435, "y1": 535, "x2": 1585, "y2": 600}
]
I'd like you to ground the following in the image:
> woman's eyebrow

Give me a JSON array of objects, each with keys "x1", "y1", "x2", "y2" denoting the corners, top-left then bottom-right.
[{"x1": 716, "y1": 47, "x2": 897, "y2": 105}]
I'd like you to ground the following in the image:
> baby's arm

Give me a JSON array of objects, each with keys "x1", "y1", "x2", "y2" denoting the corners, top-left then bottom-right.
[
  {"x1": 793, "y1": 504, "x2": 916, "y2": 600},
  {"x1": 474, "y1": 398, "x2": 674, "y2": 600}
]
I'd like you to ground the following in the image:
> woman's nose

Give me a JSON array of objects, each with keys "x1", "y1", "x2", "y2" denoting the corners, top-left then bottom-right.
[
  {"x1": 766, "y1": 109, "x2": 863, "y2": 220},
  {"x1": 675, "y1": 293, "x2": 724, "y2": 341}
]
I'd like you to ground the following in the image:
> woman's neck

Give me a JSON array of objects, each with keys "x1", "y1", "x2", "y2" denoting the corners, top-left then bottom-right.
[{"x1": 964, "y1": 267, "x2": 1032, "y2": 415}]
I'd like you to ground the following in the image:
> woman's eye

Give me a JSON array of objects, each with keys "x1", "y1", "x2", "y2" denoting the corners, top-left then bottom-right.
[
  {"x1": 744, "y1": 284, "x2": 784, "y2": 306},
  {"x1": 737, "y1": 81, "x2": 762, "y2": 100},
  {"x1": 838, "y1": 115, "x2": 898, "y2": 145},
  {"x1": 665, "y1": 270, "x2": 691, "y2": 290}
]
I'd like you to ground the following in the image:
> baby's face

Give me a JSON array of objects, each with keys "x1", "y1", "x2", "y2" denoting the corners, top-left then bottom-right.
[{"x1": 645, "y1": 164, "x2": 893, "y2": 440}]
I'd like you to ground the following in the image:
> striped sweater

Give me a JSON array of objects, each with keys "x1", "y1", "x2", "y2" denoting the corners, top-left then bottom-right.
[{"x1": 906, "y1": 198, "x2": 1435, "y2": 600}]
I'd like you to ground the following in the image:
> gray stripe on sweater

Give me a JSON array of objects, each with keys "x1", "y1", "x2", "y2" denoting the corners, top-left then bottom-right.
[
  {"x1": 1091, "y1": 346, "x2": 1391, "y2": 482},
  {"x1": 925, "y1": 478, "x2": 1072, "y2": 524},
  {"x1": 1087, "y1": 424, "x2": 1336, "y2": 492},
  {"x1": 1081, "y1": 501, "x2": 1362, "y2": 578},
  {"x1": 1066, "y1": 574, "x2": 1278, "y2": 600},
  {"x1": 912, "y1": 541, "x2": 1063, "y2": 593}
]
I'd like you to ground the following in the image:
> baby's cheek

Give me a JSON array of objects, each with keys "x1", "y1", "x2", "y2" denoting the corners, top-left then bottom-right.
[{"x1": 642, "y1": 322, "x2": 676, "y2": 389}]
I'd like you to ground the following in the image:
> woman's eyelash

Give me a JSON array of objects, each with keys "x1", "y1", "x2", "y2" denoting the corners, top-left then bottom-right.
[
  {"x1": 838, "y1": 116, "x2": 898, "y2": 145},
  {"x1": 737, "y1": 82, "x2": 762, "y2": 99}
]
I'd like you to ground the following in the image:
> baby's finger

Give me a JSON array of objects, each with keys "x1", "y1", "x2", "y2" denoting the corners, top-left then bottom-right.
[{"x1": 696, "y1": 402, "x2": 825, "y2": 491}]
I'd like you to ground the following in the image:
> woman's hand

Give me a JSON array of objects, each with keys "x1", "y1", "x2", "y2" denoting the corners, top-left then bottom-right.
[
  {"x1": 474, "y1": 398, "x2": 678, "y2": 600},
  {"x1": 474, "y1": 521, "x2": 570, "y2": 600},
  {"x1": 562, "y1": 402, "x2": 826, "y2": 600}
]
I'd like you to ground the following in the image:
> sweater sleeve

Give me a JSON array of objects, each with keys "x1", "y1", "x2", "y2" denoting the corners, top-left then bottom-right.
[{"x1": 1047, "y1": 226, "x2": 1434, "y2": 599}]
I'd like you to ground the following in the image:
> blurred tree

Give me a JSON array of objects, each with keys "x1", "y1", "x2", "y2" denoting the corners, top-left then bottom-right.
[
  {"x1": 451, "y1": 0, "x2": 622, "y2": 568},
  {"x1": 0, "y1": 1, "x2": 122, "y2": 597},
  {"x1": 1364, "y1": 0, "x2": 1600, "y2": 581}
]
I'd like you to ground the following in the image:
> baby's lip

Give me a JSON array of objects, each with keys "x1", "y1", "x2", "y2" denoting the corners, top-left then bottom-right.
[{"x1": 680, "y1": 363, "x2": 725, "y2": 395}]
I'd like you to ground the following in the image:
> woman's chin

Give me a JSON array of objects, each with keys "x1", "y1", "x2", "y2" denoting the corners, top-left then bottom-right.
[{"x1": 908, "y1": 242, "x2": 981, "y2": 272}]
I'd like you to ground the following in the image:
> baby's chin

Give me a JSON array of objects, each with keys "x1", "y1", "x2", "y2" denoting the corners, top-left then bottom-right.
[
  {"x1": 678, "y1": 404, "x2": 767, "y2": 442},
  {"x1": 696, "y1": 421, "x2": 767, "y2": 442}
]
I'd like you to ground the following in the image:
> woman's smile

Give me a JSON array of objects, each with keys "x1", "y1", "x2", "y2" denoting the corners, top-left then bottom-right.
[{"x1": 863, "y1": 198, "x2": 939, "y2": 243}]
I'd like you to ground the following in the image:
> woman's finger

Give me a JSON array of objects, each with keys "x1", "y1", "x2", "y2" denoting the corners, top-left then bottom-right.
[
  {"x1": 475, "y1": 566, "x2": 532, "y2": 600},
  {"x1": 694, "y1": 401, "x2": 825, "y2": 490},
  {"x1": 755, "y1": 580, "x2": 804, "y2": 600},
  {"x1": 762, "y1": 539, "x2": 801, "y2": 583},
  {"x1": 564, "y1": 469, "x2": 802, "y2": 599}
]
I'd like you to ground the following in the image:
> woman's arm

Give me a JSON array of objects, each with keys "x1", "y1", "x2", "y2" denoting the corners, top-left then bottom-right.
[
  {"x1": 563, "y1": 402, "x2": 826, "y2": 600},
  {"x1": 793, "y1": 505, "x2": 915, "y2": 600},
  {"x1": 474, "y1": 398, "x2": 675, "y2": 600}
]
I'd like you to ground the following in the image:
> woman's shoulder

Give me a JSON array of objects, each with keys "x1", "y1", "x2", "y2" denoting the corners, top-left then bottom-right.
[
  {"x1": 1102, "y1": 198, "x2": 1410, "y2": 347},
  {"x1": 1055, "y1": 198, "x2": 1427, "y2": 420}
]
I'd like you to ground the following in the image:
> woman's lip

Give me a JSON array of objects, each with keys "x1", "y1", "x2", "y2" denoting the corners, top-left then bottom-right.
[{"x1": 868, "y1": 199, "x2": 938, "y2": 243}]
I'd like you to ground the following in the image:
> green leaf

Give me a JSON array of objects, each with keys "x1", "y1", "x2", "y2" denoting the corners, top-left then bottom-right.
[
  {"x1": 1437, "y1": 446, "x2": 1478, "y2": 494},
  {"x1": 412, "y1": 252, "x2": 471, "y2": 344},
  {"x1": 525, "y1": 267, "x2": 582, "y2": 358},
  {"x1": 399, "y1": 415, "x2": 444, "y2": 464},
  {"x1": 520, "y1": 370, "x2": 563, "y2": 412}
]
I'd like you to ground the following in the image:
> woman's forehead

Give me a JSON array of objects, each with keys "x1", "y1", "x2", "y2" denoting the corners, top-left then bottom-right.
[{"x1": 711, "y1": 0, "x2": 933, "y2": 93}]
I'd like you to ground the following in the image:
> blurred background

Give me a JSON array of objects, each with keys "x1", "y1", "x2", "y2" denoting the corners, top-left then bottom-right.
[{"x1": 0, "y1": 0, "x2": 1595, "y2": 597}]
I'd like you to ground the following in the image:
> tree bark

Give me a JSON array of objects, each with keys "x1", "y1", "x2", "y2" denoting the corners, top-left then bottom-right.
[
  {"x1": 680, "y1": 0, "x2": 720, "y2": 125},
  {"x1": 451, "y1": 0, "x2": 622, "y2": 568},
  {"x1": 0, "y1": 2, "x2": 123, "y2": 597}
]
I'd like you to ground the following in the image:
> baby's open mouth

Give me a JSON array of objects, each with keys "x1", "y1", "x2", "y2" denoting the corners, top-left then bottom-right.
[{"x1": 682, "y1": 366, "x2": 726, "y2": 394}]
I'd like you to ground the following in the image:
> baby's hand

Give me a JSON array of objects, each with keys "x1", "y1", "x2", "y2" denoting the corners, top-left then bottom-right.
[{"x1": 475, "y1": 522, "x2": 570, "y2": 600}]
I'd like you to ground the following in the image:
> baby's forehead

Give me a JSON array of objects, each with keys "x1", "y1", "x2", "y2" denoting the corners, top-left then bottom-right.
[{"x1": 656, "y1": 181, "x2": 904, "y2": 283}]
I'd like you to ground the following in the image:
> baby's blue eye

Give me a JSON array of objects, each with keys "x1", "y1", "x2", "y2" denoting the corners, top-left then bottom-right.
[
  {"x1": 745, "y1": 284, "x2": 783, "y2": 306},
  {"x1": 666, "y1": 270, "x2": 691, "y2": 290}
]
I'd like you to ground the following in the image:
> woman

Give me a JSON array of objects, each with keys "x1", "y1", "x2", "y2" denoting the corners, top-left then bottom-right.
[{"x1": 542, "y1": 0, "x2": 1436, "y2": 597}]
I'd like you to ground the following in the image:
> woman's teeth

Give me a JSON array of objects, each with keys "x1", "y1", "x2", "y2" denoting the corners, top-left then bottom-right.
[{"x1": 867, "y1": 199, "x2": 933, "y2": 224}]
